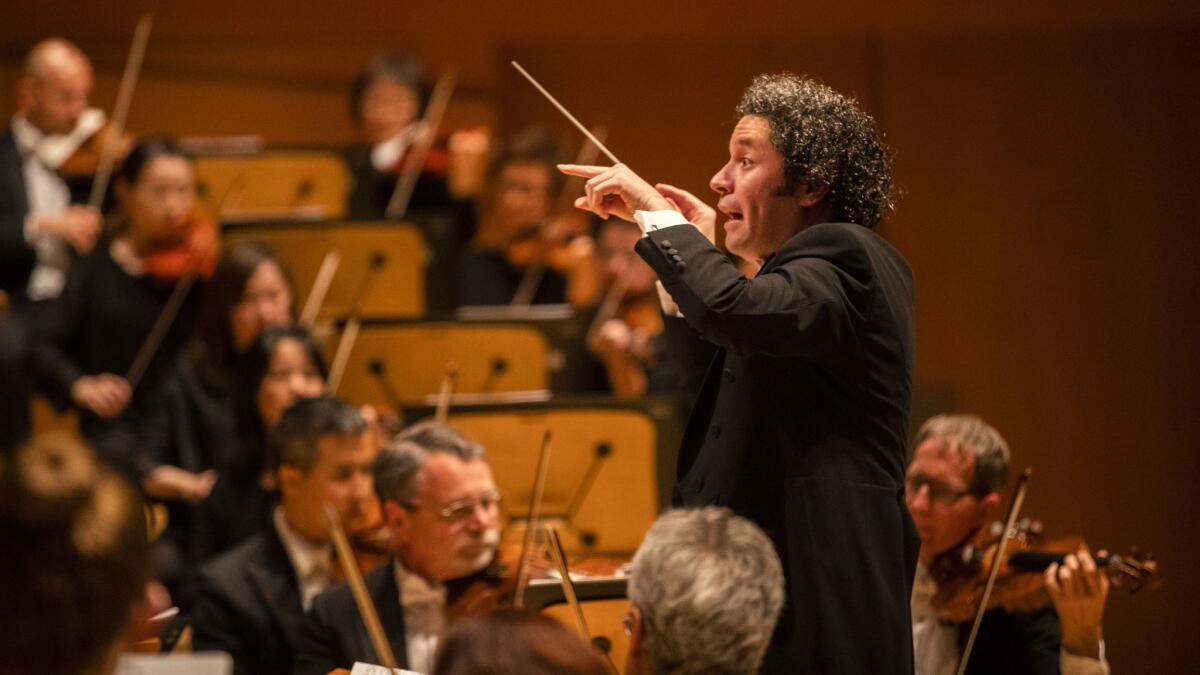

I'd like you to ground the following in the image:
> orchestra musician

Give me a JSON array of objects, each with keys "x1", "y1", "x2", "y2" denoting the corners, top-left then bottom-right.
[
  {"x1": 191, "y1": 396, "x2": 378, "y2": 675},
  {"x1": 624, "y1": 507, "x2": 785, "y2": 675},
  {"x1": 294, "y1": 421, "x2": 501, "y2": 675},
  {"x1": 907, "y1": 414, "x2": 1111, "y2": 675},
  {"x1": 560, "y1": 73, "x2": 917, "y2": 673},
  {"x1": 458, "y1": 127, "x2": 601, "y2": 308},
  {"x1": 1, "y1": 38, "x2": 104, "y2": 309},
  {"x1": 29, "y1": 136, "x2": 211, "y2": 478},
  {"x1": 431, "y1": 609, "x2": 609, "y2": 675}
]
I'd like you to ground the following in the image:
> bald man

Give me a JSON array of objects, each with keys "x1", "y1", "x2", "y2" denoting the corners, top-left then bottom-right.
[{"x1": 1, "y1": 38, "x2": 103, "y2": 306}]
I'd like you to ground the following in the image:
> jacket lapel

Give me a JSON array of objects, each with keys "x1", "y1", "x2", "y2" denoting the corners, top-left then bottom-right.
[
  {"x1": 245, "y1": 529, "x2": 305, "y2": 650},
  {"x1": 355, "y1": 563, "x2": 409, "y2": 669}
]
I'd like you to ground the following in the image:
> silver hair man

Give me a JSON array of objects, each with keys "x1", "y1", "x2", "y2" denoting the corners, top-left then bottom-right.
[
  {"x1": 913, "y1": 413, "x2": 1010, "y2": 495},
  {"x1": 626, "y1": 507, "x2": 785, "y2": 675},
  {"x1": 373, "y1": 420, "x2": 487, "y2": 508}
]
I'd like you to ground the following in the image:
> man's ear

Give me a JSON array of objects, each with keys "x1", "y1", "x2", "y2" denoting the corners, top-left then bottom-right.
[
  {"x1": 278, "y1": 465, "x2": 302, "y2": 499},
  {"x1": 383, "y1": 499, "x2": 411, "y2": 540},
  {"x1": 978, "y1": 491, "x2": 1003, "y2": 521},
  {"x1": 797, "y1": 181, "x2": 830, "y2": 207},
  {"x1": 627, "y1": 605, "x2": 646, "y2": 674}
]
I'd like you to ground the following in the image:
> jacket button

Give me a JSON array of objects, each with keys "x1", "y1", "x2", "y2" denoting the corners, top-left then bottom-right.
[
  {"x1": 723, "y1": 368, "x2": 735, "y2": 382},
  {"x1": 711, "y1": 425, "x2": 721, "y2": 439},
  {"x1": 671, "y1": 254, "x2": 684, "y2": 262},
  {"x1": 667, "y1": 248, "x2": 680, "y2": 256},
  {"x1": 660, "y1": 240, "x2": 673, "y2": 249},
  {"x1": 675, "y1": 261, "x2": 687, "y2": 270}
]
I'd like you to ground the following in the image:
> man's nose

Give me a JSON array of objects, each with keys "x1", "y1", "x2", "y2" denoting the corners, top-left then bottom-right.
[
  {"x1": 710, "y1": 161, "x2": 732, "y2": 195},
  {"x1": 906, "y1": 484, "x2": 930, "y2": 512}
]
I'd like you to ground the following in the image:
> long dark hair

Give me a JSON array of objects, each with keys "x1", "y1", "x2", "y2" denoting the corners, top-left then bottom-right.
[
  {"x1": 234, "y1": 324, "x2": 328, "y2": 471},
  {"x1": 109, "y1": 135, "x2": 194, "y2": 234},
  {"x1": 190, "y1": 240, "x2": 295, "y2": 391}
]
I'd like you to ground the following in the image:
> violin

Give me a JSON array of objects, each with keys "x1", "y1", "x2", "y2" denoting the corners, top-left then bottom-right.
[
  {"x1": 58, "y1": 120, "x2": 135, "y2": 182},
  {"x1": 929, "y1": 517, "x2": 1159, "y2": 624},
  {"x1": 332, "y1": 499, "x2": 392, "y2": 581},
  {"x1": 142, "y1": 215, "x2": 220, "y2": 281}
]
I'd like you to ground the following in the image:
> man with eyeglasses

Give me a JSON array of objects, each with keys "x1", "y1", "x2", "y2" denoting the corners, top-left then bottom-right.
[
  {"x1": 294, "y1": 421, "x2": 502, "y2": 675},
  {"x1": 193, "y1": 395, "x2": 378, "y2": 675},
  {"x1": 906, "y1": 414, "x2": 1110, "y2": 675}
]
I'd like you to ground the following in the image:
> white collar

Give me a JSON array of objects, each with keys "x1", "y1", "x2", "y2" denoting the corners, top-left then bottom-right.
[
  {"x1": 393, "y1": 559, "x2": 446, "y2": 607},
  {"x1": 273, "y1": 506, "x2": 333, "y2": 582},
  {"x1": 11, "y1": 108, "x2": 106, "y2": 169}
]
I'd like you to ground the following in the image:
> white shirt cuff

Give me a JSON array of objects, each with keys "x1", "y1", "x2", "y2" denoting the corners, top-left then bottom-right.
[
  {"x1": 633, "y1": 209, "x2": 689, "y2": 236},
  {"x1": 1061, "y1": 640, "x2": 1109, "y2": 675}
]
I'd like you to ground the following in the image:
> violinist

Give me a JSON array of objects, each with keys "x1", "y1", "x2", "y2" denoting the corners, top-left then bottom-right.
[
  {"x1": 295, "y1": 422, "x2": 501, "y2": 675},
  {"x1": 30, "y1": 136, "x2": 212, "y2": 477},
  {"x1": 140, "y1": 240, "x2": 296, "y2": 607},
  {"x1": 193, "y1": 396, "x2": 378, "y2": 675},
  {"x1": 344, "y1": 54, "x2": 480, "y2": 221},
  {"x1": 1, "y1": 38, "x2": 104, "y2": 307},
  {"x1": 588, "y1": 217, "x2": 666, "y2": 398},
  {"x1": 458, "y1": 128, "x2": 601, "y2": 308},
  {"x1": 907, "y1": 414, "x2": 1110, "y2": 675}
]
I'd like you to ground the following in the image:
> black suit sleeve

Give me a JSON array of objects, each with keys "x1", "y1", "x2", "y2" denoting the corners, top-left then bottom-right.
[
  {"x1": 192, "y1": 570, "x2": 259, "y2": 675},
  {"x1": 0, "y1": 135, "x2": 35, "y2": 297},
  {"x1": 28, "y1": 251, "x2": 92, "y2": 408},
  {"x1": 635, "y1": 224, "x2": 862, "y2": 362}
]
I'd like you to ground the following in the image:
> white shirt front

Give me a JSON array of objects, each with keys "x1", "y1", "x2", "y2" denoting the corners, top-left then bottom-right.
[
  {"x1": 393, "y1": 560, "x2": 447, "y2": 674},
  {"x1": 12, "y1": 113, "x2": 73, "y2": 300},
  {"x1": 273, "y1": 507, "x2": 334, "y2": 611},
  {"x1": 911, "y1": 562, "x2": 1109, "y2": 675}
]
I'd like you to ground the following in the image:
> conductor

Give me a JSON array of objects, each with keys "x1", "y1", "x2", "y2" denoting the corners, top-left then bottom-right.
[{"x1": 561, "y1": 73, "x2": 918, "y2": 674}]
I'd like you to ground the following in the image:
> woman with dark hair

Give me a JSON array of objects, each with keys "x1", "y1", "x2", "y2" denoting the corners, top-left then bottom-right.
[
  {"x1": 30, "y1": 135, "x2": 212, "y2": 476},
  {"x1": 431, "y1": 610, "x2": 609, "y2": 675},
  {"x1": 141, "y1": 240, "x2": 295, "y2": 607}
]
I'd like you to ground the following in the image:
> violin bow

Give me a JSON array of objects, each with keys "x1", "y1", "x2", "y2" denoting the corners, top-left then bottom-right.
[
  {"x1": 125, "y1": 167, "x2": 244, "y2": 391},
  {"x1": 89, "y1": 14, "x2": 153, "y2": 210},
  {"x1": 955, "y1": 467, "x2": 1033, "y2": 675},
  {"x1": 326, "y1": 251, "x2": 387, "y2": 392},
  {"x1": 513, "y1": 429, "x2": 553, "y2": 610},
  {"x1": 433, "y1": 362, "x2": 459, "y2": 424},
  {"x1": 510, "y1": 127, "x2": 607, "y2": 308},
  {"x1": 386, "y1": 71, "x2": 458, "y2": 221},
  {"x1": 326, "y1": 504, "x2": 399, "y2": 669}
]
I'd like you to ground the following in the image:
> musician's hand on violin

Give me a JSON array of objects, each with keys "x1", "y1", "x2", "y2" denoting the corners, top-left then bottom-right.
[
  {"x1": 143, "y1": 466, "x2": 217, "y2": 502},
  {"x1": 39, "y1": 206, "x2": 102, "y2": 255},
  {"x1": 1046, "y1": 547, "x2": 1109, "y2": 659},
  {"x1": 559, "y1": 163, "x2": 673, "y2": 222},
  {"x1": 656, "y1": 183, "x2": 717, "y2": 245},
  {"x1": 448, "y1": 126, "x2": 491, "y2": 198},
  {"x1": 70, "y1": 373, "x2": 131, "y2": 418}
]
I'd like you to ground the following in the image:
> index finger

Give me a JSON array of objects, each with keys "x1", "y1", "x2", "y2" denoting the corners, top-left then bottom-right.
[{"x1": 558, "y1": 163, "x2": 608, "y2": 178}]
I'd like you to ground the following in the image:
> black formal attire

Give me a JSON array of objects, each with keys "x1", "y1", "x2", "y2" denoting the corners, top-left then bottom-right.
[
  {"x1": 955, "y1": 607, "x2": 1062, "y2": 675},
  {"x1": 635, "y1": 221, "x2": 918, "y2": 674},
  {"x1": 192, "y1": 528, "x2": 307, "y2": 675},
  {"x1": 29, "y1": 236, "x2": 200, "y2": 476},
  {"x1": 143, "y1": 349, "x2": 271, "y2": 609},
  {"x1": 0, "y1": 130, "x2": 38, "y2": 304},
  {"x1": 457, "y1": 247, "x2": 568, "y2": 307},
  {"x1": 292, "y1": 564, "x2": 410, "y2": 675}
]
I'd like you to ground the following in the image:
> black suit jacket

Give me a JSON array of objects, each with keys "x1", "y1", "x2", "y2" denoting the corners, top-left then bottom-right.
[
  {"x1": 0, "y1": 130, "x2": 36, "y2": 298},
  {"x1": 958, "y1": 607, "x2": 1062, "y2": 675},
  {"x1": 636, "y1": 222, "x2": 919, "y2": 675},
  {"x1": 293, "y1": 563, "x2": 409, "y2": 675},
  {"x1": 192, "y1": 528, "x2": 306, "y2": 675}
]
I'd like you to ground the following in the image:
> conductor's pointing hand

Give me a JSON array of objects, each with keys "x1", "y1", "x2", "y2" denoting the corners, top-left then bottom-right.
[{"x1": 558, "y1": 163, "x2": 673, "y2": 223}]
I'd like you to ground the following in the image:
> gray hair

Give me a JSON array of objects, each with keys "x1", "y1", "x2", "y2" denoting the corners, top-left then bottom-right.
[
  {"x1": 914, "y1": 414, "x2": 1010, "y2": 495},
  {"x1": 374, "y1": 421, "x2": 486, "y2": 508},
  {"x1": 629, "y1": 507, "x2": 785, "y2": 675},
  {"x1": 736, "y1": 73, "x2": 893, "y2": 228},
  {"x1": 271, "y1": 396, "x2": 367, "y2": 472}
]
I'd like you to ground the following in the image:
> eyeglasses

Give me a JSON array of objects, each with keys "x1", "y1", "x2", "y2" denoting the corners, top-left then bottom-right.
[
  {"x1": 409, "y1": 491, "x2": 502, "y2": 523},
  {"x1": 905, "y1": 474, "x2": 972, "y2": 506}
]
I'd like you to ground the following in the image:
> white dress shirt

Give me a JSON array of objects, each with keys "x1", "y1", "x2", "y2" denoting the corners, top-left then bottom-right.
[
  {"x1": 911, "y1": 562, "x2": 1109, "y2": 675},
  {"x1": 393, "y1": 561, "x2": 447, "y2": 674},
  {"x1": 273, "y1": 507, "x2": 334, "y2": 610}
]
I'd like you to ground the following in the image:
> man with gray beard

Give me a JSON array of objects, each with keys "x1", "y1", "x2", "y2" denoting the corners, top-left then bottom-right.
[{"x1": 293, "y1": 422, "x2": 502, "y2": 675}]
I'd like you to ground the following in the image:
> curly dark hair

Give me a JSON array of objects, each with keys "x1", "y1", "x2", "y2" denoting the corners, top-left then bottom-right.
[{"x1": 736, "y1": 73, "x2": 894, "y2": 228}]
